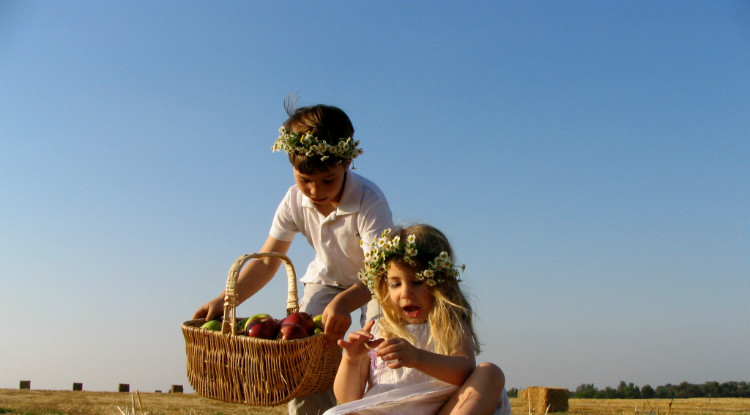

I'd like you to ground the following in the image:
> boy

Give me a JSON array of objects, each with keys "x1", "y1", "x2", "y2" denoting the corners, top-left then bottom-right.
[{"x1": 193, "y1": 103, "x2": 393, "y2": 415}]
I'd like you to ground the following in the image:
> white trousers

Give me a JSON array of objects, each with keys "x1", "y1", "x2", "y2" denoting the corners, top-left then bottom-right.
[{"x1": 288, "y1": 283, "x2": 381, "y2": 415}]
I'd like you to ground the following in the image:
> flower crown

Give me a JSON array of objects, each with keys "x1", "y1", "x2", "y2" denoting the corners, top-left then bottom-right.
[
  {"x1": 271, "y1": 126, "x2": 363, "y2": 162},
  {"x1": 358, "y1": 228, "x2": 464, "y2": 294}
]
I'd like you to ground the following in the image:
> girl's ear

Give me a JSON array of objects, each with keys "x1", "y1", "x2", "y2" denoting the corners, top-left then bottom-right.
[{"x1": 343, "y1": 161, "x2": 352, "y2": 170}]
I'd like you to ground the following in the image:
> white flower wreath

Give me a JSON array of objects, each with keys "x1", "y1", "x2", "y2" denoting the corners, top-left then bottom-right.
[
  {"x1": 358, "y1": 228, "x2": 463, "y2": 294},
  {"x1": 271, "y1": 127, "x2": 363, "y2": 161}
]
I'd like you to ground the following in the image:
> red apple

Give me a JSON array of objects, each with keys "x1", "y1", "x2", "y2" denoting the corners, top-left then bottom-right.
[
  {"x1": 277, "y1": 323, "x2": 308, "y2": 340},
  {"x1": 246, "y1": 318, "x2": 280, "y2": 339},
  {"x1": 281, "y1": 312, "x2": 315, "y2": 334},
  {"x1": 242, "y1": 314, "x2": 273, "y2": 332}
]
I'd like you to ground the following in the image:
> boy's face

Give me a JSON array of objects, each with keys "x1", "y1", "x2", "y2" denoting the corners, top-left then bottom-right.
[{"x1": 293, "y1": 162, "x2": 350, "y2": 213}]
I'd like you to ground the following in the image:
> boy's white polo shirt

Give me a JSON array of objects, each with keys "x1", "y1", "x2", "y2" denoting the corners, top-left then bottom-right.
[{"x1": 270, "y1": 171, "x2": 393, "y2": 287}]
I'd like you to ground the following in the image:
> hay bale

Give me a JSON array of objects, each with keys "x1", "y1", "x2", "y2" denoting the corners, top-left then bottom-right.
[
  {"x1": 72, "y1": 382, "x2": 83, "y2": 391},
  {"x1": 19, "y1": 380, "x2": 30, "y2": 390},
  {"x1": 118, "y1": 383, "x2": 130, "y2": 393},
  {"x1": 519, "y1": 386, "x2": 569, "y2": 413}
]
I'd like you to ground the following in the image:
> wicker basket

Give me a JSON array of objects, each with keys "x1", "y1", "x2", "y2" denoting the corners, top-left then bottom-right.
[{"x1": 182, "y1": 252, "x2": 342, "y2": 405}]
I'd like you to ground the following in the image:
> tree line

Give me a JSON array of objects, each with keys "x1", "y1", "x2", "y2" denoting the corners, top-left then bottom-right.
[{"x1": 507, "y1": 381, "x2": 750, "y2": 399}]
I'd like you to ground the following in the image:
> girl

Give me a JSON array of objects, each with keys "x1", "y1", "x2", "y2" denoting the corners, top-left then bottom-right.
[{"x1": 324, "y1": 224, "x2": 510, "y2": 415}]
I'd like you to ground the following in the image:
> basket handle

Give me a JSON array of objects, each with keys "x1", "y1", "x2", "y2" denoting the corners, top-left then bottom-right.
[{"x1": 221, "y1": 252, "x2": 299, "y2": 335}]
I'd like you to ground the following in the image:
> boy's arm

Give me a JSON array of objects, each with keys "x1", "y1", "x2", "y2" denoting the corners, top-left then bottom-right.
[
  {"x1": 233, "y1": 235, "x2": 292, "y2": 303},
  {"x1": 192, "y1": 235, "x2": 292, "y2": 321},
  {"x1": 321, "y1": 282, "x2": 373, "y2": 341}
]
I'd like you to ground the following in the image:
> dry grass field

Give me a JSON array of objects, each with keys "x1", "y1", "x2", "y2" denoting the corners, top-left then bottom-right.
[
  {"x1": 0, "y1": 389, "x2": 285, "y2": 415},
  {"x1": 517, "y1": 397, "x2": 750, "y2": 415},
  {"x1": 0, "y1": 389, "x2": 748, "y2": 415}
]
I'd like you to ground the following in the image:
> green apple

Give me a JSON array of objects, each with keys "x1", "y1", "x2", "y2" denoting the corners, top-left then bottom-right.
[
  {"x1": 236, "y1": 318, "x2": 248, "y2": 333},
  {"x1": 201, "y1": 319, "x2": 222, "y2": 331},
  {"x1": 312, "y1": 314, "x2": 324, "y2": 330}
]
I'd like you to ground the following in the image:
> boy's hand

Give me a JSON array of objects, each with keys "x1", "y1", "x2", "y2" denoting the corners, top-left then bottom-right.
[
  {"x1": 337, "y1": 320, "x2": 383, "y2": 358},
  {"x1": 192, "y1": 296, "x2": 223, "y2": 321},
  {"x1": 376, "y1": 337, "x2": 420, "y2": 369},
  {"x1": 321, "y1": 300, "x2": 353, "y2": 345}
]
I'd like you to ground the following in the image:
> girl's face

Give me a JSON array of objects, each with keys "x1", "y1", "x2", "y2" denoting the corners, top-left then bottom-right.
[
  {"x1": 293, "y1": 162, "x2": 349, "y2": 215},
  {"x1": 386, "y1": 261, "x2": 435, "y2": 325}
]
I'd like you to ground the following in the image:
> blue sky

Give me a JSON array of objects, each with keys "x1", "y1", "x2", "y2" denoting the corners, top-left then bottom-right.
[{"x1": 1, "y1": 1, "x2": 748, "y2": 394}]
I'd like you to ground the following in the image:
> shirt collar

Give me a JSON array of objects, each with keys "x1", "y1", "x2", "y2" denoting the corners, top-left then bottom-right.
[{"x1": 335, "y1": 171, "x2": 361, "y2": 215}]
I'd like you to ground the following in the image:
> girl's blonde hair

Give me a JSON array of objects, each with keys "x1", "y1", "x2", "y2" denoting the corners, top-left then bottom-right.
[{"x1": 372, "y1": 224, "x2": 480, "y2": 356}]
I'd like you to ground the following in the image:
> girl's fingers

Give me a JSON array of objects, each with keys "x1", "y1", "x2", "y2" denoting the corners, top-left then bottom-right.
[
  {"x1": 381, "y1": 350, "x2": 404, "y2": 368},
  {"x1": 375, "y1": 339, "x2": 401, "y2": 356},
  {"x1": 346, "y1": 320, "x2": 377, "y2": 348},
  {"x1": 363, "y1": 319, "x2": 376, "y2": 332},
  {"x1": 364, "y1": 338, "x2": 384, "y2": 350},
  {"x1": 347, "y1": 330, "x2": 374, "y2": 346}
]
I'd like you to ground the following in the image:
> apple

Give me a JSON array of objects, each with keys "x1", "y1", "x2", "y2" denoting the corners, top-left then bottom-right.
[
  {"x1": 246, "y1": 318, "x2": 280, "y2": 339},
  {"x1": 281, "y1": 312, "x2": 315, "y2": 334},
  {"x1": 312, "y1": 314, "x2": 324, "y2": 331},
  {"x1": 250, "y1": 313, "x2": 272, "y2": 321},
  {"x1": 236, "y1": 318, "x2": 248, "y2": 334},
  {"x1": 277, "y1": 323, "x2": 308, "y2": 340},
  {"x1": 201, "y1": 319, "x2": 222, "y2": 331},
  {"x1": 242, "y1": 313, "x2": 272, "y2": 332}
]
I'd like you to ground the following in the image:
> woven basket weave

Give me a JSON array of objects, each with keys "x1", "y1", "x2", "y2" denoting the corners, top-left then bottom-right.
[{"x1": 181, "y1": 252, "x2": 342, "y2": 405}]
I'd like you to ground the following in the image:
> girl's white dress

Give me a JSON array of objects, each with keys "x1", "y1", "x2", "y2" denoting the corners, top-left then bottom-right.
[{"x1": 323, "y1": 322, "x2": 511, "y2": 415}]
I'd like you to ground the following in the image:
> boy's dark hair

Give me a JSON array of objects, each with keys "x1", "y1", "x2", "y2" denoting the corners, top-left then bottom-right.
[{"x1": 283, "y1": 103, "x2": 355, "y2": 174}]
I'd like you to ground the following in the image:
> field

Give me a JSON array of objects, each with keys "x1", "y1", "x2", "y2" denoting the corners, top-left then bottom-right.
[
  {"x1": 0, "y1": 389, "x2": 748, "y2": 415},
  {"x1": 0, "y1": 389, "x2": 286, "y2": 415}
]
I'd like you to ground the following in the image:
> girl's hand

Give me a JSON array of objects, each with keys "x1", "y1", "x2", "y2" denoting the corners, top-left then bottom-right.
[
  {"x1": 376, "y1": 337, "x2": 421, "y2": 369},
  {"x1": 337, "y1": 320, "x2": 384, "y2": 359}
]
